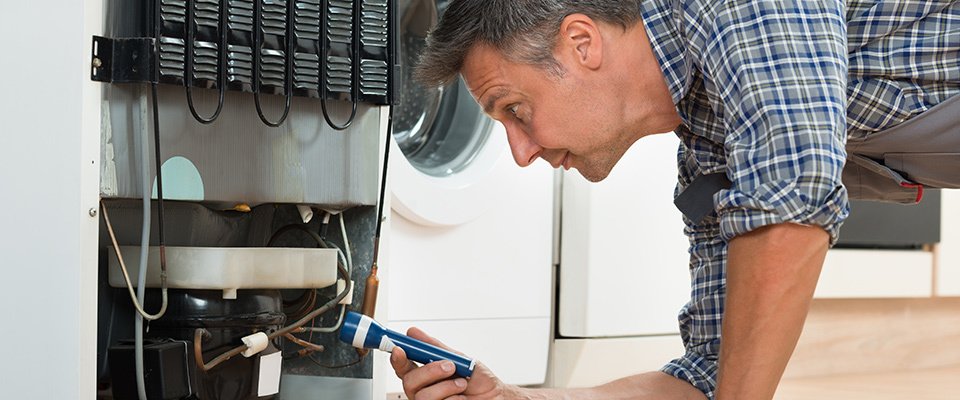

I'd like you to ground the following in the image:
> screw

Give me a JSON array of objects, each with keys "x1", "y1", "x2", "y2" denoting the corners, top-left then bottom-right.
[
  {"x1": 89, "y1": 208, "x2": 98, "y2": 217},
  {"x1": 92, "y1": 57, "x2": 102, "y2": 68}
]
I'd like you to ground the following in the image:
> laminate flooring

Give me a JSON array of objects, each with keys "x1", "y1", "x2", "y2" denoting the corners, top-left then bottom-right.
[{"x1": 776, "y1": 365, "x2": 960, "y2": 400}]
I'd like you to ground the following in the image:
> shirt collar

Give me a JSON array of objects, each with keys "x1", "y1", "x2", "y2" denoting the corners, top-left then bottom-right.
[{"x1": 639, "y1": 0, "x2": 689, "y2": 105}]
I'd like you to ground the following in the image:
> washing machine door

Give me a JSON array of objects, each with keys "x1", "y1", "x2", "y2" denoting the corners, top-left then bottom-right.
[{"x1": 391, "y1": 0, "x2": 512, "y2": 227}]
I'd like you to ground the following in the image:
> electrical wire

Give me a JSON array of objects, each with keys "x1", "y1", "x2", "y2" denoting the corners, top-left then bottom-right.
[
  {"x1": 149, "y1": 82, "x2": 169, "y2": 282},
  {"x1": 371, "y1": 105, "x2": 393, "y2": 264},
  {"x1": 252, "y1": 0, "x2": 292, "y2": 127},
  {"x1": 133, "y1": 8, "x2": 172, "y2": 392},
  {"x1": 340, "y1": 212, "x2": 353, "y2": 272},
  {"x1": 184, "y1": 0, "x2": 226, "y2": 124},
  {"x1": 302, "y1": 213, "x2": 352, "y2": 333},
  {"x1": 308, "y1": 352, "x2": 363, "y2": 369}
]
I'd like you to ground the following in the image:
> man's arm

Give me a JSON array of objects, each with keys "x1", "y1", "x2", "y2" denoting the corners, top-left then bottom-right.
[
  {"x1": 715, "y1": 222, "x2": 829, "y2": 400},
  {"x1": 392, "y1": 335, "x2": 707, "y2": 400}
]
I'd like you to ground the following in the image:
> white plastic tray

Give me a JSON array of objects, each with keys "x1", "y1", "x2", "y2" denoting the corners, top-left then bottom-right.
[{"x1": 108, "y1": 246, "x2": 338, "y2": 298}]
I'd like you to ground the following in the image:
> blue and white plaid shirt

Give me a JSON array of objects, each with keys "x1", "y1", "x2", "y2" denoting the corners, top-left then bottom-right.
[{"x1": 640, "y1": 0, "x2": 960, "y2": 397}]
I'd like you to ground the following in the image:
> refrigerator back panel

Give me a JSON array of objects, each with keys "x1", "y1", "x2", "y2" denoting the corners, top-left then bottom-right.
[{"x1": 97, "y1": 0, "x2": 395, "y2": 207}]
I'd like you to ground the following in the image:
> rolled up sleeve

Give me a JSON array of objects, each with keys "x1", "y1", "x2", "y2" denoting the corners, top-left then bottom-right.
[{"x1": 705, "y1": 0, "x2": 851, "y2": 243}]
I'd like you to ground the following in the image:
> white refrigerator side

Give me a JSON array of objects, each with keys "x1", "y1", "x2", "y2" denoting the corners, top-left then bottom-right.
[{"x1": 0, "y1": 1, "x2": 103, "y2": 398}]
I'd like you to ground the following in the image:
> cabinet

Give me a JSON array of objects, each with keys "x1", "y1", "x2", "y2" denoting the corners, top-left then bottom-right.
[
  {"x1": 817, "y1": 190, "x2": 960, "y2": 299},
  {"x1": 558, "y1": 133, "x2": 689, "y2": 338},
  {"x1": 938, "y1": 190, "x2": 960, "y2": 296}
]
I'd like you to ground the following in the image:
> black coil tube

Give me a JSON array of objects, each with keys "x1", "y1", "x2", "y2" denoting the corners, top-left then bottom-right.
[
  {"x1": 184, "y1": 0, "x2": 227, "y2": 124},
  {"x1": 318, "y1": 0, "x2": 359, "y2": 131},
  {"x1": 252, "y1": 0, "x2": 293, "y2": 127}
]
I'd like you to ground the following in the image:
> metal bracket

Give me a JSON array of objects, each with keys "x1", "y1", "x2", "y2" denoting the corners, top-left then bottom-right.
[{"x1": 90, "y1": 36, "x2": 157, "y2": 84}]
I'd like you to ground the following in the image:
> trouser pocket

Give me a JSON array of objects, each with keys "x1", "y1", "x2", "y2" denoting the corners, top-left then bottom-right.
[
  {"x1": 843, "y1": 154, "x2": 923, "y2": 203},
  {"x1": 844, "y1": 94, "x2": 960, "y2": 203},
  {"x1": 883, "y1": 152, "x2": 960, "y2": 188}
]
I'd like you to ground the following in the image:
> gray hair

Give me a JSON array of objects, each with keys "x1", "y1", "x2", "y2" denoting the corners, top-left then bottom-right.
[{"x1": 415, "y1": 0, "x2": 644, "y2": 87}]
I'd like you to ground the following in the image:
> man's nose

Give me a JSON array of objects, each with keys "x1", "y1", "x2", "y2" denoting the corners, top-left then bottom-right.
[{"x1": 504, "y1": 124, "x2": 542, "y2": 167}]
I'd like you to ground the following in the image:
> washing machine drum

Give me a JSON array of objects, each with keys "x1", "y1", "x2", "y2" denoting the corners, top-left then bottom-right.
[{"x1": 394, "y1": 0, "x2": 494, "y2": 178}]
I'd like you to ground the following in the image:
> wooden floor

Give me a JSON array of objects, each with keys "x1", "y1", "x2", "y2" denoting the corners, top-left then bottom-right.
[
  {"x1": 777, "y1": 365, "x2": 960, "y2": 399},
  {"x1": 775, "y1": 298, "x2": 960, "y2": 399}
]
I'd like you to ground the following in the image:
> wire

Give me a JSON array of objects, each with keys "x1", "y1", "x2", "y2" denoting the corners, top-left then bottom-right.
[
  {"x1": 150, "y1": 82, "x2": 169, "y2": 278},
  {"x1": 340, "y1": 212, "x2": 353, "y2": 272},
  {"x1": 134, "y1": 4, "x2": 166, "y2": 398},
  {"x1": 101, "y1": 201, "x2": 169, "y2": 321},
  {"x1": 371, "y1": 104, "x2": 394, "y2": 264},
  {"x1": 302, "y1": 214, "x2": 352, "y2": 333},
  {"x1": 308, "y1": 352, "x2": 363, "y2": 369},
  {"x1": 184, "y1": 0, "x2": 226, "y2": 124},
  {"x1": 252, "y1": 0, "x2": 292, "y2": 127}
]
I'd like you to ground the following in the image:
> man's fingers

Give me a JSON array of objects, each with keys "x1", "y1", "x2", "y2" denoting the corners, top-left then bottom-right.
[
  {"x1": 413, "y1": 376, "x2": 468, "y2": 400},
  {"x1": 401, "y1": 359, "x2": 459, "y2": 398},
  {"x1": 390, "y1": 347, "x2": 417, "y2": 380}
]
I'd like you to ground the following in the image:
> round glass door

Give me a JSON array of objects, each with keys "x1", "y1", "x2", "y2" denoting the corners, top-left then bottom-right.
[{"x1": 394, "y1": 0, "x2": 492, "y2": 177}]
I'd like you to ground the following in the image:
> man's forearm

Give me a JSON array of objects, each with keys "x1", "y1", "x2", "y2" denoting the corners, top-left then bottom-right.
[
  {"x1": 510, "y1": 372, "x2": 707, "y2": 400},
  {"x1": 715, "y1": 223, "x2": 829, "y2": 400}
]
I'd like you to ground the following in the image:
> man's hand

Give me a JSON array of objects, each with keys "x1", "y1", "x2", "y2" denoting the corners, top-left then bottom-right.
[
  {"x1": 389, "y1": 327, "x2": 516, "y2": 400},
  {"x1": 715, "y1": 223, "x2": 829, "y2": 400}
]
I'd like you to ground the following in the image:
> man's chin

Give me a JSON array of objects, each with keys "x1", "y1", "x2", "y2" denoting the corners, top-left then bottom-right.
[{"x1": 575, "y1": 166, "x2": 612, "y2": 183}]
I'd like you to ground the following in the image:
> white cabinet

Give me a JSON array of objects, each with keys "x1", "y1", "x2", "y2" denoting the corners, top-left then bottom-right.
[
  {"x1": 558, "y1": 134, "x2": 690, "y2": 337},
  {"x1": 938, "y1": 190, "x2": 960, "y2": 296},
  {"x1": 816, "y1": 190, "x2": 960, "y2": 299},
  {"x1": 816, "y1": 249, "x2": 934, "y2": 298}
]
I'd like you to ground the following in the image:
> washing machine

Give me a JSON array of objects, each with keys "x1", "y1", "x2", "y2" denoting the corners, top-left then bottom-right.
[{"x1": 383, "y1": 0, "x2": 555, "y2": 393}]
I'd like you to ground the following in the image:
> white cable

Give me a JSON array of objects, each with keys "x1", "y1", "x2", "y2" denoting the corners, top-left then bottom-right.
[
  {"x1": 134, "y1": 87, "x2": 152, "y2": 400},
  {"x1": 302, "y1": 238, "x2": 351, "y2": 333},
  {"x1": 339, "y1": 213, "x2": 353, "y2": 274}
]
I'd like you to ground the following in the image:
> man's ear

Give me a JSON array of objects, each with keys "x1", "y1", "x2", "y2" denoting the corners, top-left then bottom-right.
[{"x1": 557, "y1": 14, "x2": 603, "y2": 71}]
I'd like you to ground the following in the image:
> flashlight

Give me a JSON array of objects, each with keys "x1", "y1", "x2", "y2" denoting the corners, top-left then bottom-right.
[{"x1": 339, "y1": 311, "x2": 475, "y2": 377}]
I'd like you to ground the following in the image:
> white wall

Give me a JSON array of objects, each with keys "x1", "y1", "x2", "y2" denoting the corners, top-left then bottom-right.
[{"x1": 0, "y1": 2, "x2": 101, "y2": 398}]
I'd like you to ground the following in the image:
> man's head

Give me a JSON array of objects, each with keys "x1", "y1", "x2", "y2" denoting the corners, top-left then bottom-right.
[{"x1": 415, "y1": 1, "x2": 679, "y2": 182}]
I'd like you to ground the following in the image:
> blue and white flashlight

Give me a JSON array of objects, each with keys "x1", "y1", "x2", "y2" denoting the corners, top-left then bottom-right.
[{"x1": 339, "y1": 311, "x2": 475, "y2": 377}]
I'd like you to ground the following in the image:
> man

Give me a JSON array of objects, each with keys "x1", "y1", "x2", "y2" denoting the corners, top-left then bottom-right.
[{"x1": 389, "y1": 1, "x2": 960, "y2": 399}]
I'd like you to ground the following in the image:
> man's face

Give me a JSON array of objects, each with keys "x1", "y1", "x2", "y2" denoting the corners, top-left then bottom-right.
[{"x1": 461, "y1": 44, "x2": 634, "y2": 182}]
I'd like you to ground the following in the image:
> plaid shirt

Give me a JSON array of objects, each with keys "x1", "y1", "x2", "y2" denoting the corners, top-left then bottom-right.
[{"x1": 641, "y1": 0, "x2": 960, "y2": 397}]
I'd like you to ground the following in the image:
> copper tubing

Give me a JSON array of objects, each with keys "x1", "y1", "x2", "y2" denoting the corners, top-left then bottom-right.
[
  {"x1": 361, "y1": 264, "x2": 379, "y2": 318},
  {"x1": 283, "y1": 332, "x2": 325, "y2": 353}
]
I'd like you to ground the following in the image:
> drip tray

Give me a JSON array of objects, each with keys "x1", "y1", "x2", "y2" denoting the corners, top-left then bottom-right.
[{"x1": 108, "y1": 246, "x2": 338, "y2": 298}]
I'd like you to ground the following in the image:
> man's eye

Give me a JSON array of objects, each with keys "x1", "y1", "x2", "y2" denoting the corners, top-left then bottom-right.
[{"x1": 508, "y1": 104, "x2": 520, "y2": 117}]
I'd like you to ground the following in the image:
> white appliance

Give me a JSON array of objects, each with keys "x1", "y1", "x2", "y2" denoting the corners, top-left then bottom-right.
[
  {"x1": 548, "y1": 133, "x2": 690, "y2": 387},
  {"x1": 381, "y1": 0, "x2": 554, "y2": 394}
]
